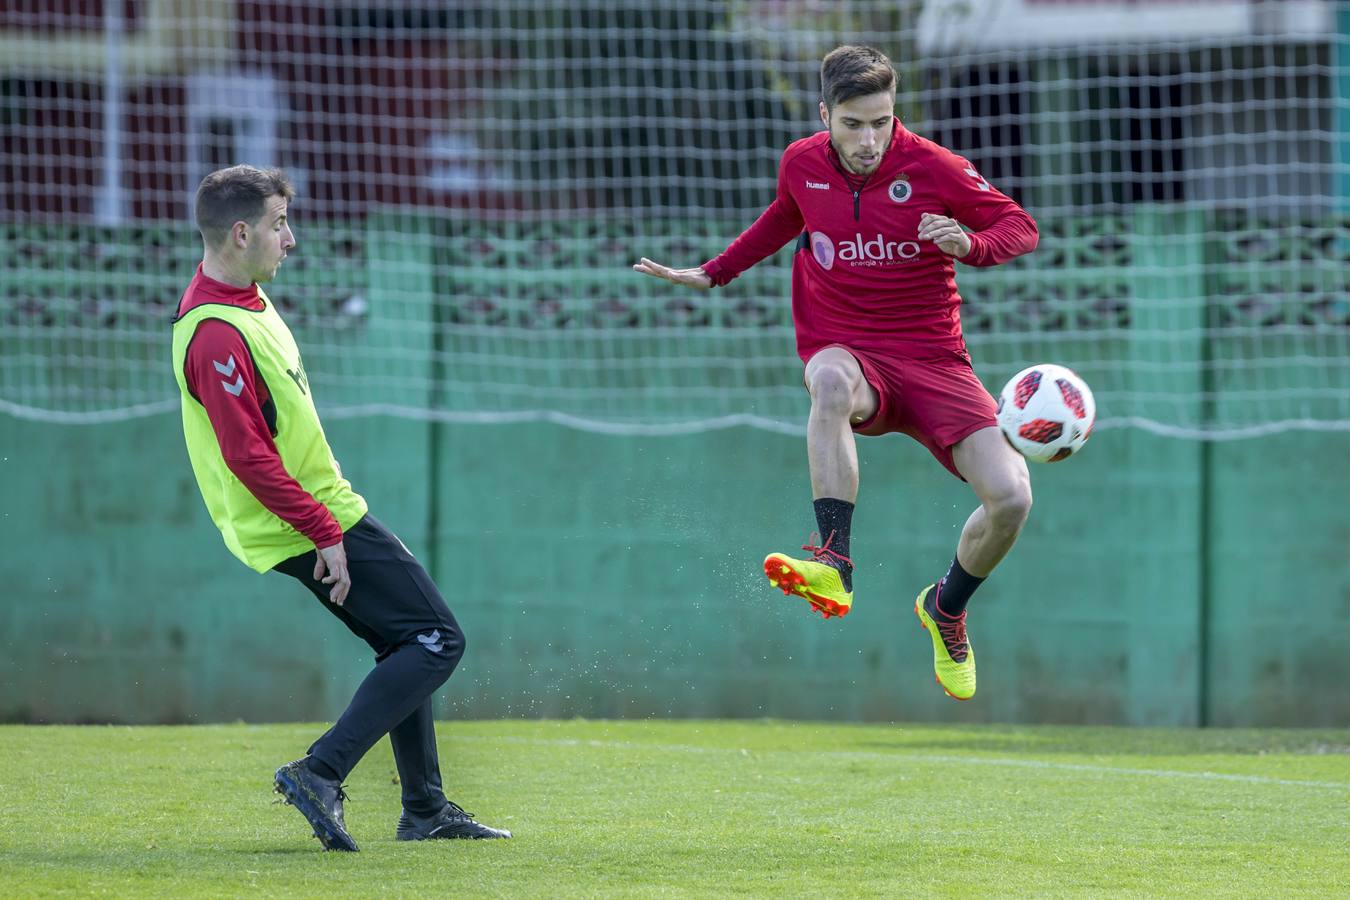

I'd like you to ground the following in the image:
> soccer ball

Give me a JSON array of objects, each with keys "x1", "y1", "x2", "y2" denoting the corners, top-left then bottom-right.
[{"x1": 996, "y1": 364, "x2": 1096, "y2": 463}]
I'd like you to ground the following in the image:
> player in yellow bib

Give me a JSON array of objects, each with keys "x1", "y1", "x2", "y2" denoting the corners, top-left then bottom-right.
[{"x1": 173, "y1": 165, "x2": 510, "y2": 850}]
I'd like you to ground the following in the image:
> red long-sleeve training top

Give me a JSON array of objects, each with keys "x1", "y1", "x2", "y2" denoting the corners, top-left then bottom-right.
[{"x1": 702, "y1": 120, "x2": 1038, "y2": 361}]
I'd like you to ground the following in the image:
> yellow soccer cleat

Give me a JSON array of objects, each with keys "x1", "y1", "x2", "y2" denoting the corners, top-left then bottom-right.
[
  {"x1": 763, "y1": 534, "x2": 853, "y2": 619},
  {"x1": 914, "y1": 584, "x2": 976, "y2": 700}
]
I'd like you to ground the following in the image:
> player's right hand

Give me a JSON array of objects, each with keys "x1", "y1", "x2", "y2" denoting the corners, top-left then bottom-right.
[
  {"x1": 632, "y1": 257, "x2": 712, "y2": 290},
  {"x1": 313, "y1": 540, "x2": 351, "y2": 606}
]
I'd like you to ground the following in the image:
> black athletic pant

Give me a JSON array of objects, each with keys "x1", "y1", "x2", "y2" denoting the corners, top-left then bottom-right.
[{"x1": 274, "y1": 514, "x2": 463, "y2": 815}]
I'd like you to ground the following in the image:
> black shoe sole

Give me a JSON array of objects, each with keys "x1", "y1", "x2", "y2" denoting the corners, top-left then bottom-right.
[
  {"x1": 396, "y1": 819, "x2": 513, "y2": 841},
  {"x1": 273, "y1": 770, "x2": 359, "y2": 852},
  {"x1": 396, "y1": 828, "x2": 513, "y2": 841}
]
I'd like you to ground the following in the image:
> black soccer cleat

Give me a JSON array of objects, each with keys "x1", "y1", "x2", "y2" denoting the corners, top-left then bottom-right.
[
  {"x1": 396, "y1": 801, "x2": 512, "y2": 841},
  {"x1": 273, "y1": 758, "x2": 360, "y2": 852}
]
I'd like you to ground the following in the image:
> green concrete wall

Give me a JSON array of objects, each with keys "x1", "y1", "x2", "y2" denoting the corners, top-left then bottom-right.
[
  {"x1": 2, "y1": 208, "x2": 1345, "y2": 726},
  {"x1": 2, "y1": 412, "x2": 1345, "y2": 727}
]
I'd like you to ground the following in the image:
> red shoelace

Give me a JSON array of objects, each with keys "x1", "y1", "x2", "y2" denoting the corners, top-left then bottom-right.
[
  {"x1": 936, "y1": 613, "x2": 969, "y2": 660},
  {"x1": 929, "y1": 584, "x2": 970, "y2": 660},
  {"x1": 801, "y1": 531, "x2": 852, "y2": 569}
]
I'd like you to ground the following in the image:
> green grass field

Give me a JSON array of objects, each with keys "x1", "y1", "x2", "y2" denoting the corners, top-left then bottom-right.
[{"x1": 2, "y1": 720, "x2": 1346, "y2": 897}]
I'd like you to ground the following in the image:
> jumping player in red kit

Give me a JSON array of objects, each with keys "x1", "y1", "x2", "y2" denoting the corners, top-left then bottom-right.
[{"x1": 633, "y1": 45, "x2": 1038, "y2": 701}]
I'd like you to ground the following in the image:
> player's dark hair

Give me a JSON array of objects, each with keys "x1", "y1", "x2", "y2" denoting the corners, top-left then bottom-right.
[
  {"x1": 821, "y1": 45, "x2": 897, "y2": 109},
  {"x1": 194, "y1": 165, "x2": 295, "y2": 248}
]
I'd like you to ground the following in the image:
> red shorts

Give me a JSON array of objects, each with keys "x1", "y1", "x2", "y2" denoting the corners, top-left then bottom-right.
[{"x1": 817, "y1": 344, "x2": 999, "y2": 480}]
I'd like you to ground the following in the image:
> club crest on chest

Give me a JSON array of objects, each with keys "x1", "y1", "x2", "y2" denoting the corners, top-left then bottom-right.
[{"x1": 888, "y1": 176, "x2": 912, "y2": 203}]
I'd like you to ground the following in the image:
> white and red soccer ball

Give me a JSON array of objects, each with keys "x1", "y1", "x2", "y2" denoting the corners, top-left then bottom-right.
[{"x1": 996, "y1": 364, "x2": 1096, "y2": 463}]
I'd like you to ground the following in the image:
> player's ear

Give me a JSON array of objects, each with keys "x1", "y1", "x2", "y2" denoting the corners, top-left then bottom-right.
[
  {"x1": 231, "y1": 221, "x2": 248, "y2": 249},
  {"x1": 819, "y1": 101, "x2": 829, "y2": 127}
]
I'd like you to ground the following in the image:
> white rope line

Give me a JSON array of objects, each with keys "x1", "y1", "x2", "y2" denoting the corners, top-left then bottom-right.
[
  {"x1": 3, "y1": 397, "x2": 1348, "y2": 441},
  {"x1": 0, "y1": 397, "x2": 179, "y2": 424}
]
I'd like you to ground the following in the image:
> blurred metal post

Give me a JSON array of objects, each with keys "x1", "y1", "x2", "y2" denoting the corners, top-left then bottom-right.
[
  {"x1": 1337, "y1": 1, "x2": 1350, "y2": 210},
  {"x1": 94, "y1": 1, "x2": 125, "y2": 225}
]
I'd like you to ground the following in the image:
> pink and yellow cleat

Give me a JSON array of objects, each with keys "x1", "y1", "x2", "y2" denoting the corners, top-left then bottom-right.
[
  {"x1": 763, "y1": 534, "x2": 853, "y2": 619},
  {"x1": 914, "y1": 584, "x2": 976, "y2": 700}
]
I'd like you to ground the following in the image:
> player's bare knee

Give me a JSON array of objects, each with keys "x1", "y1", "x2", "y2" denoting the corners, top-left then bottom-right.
[
  {"x1": 987, "y1": 483, "x2": 1032, "y2": 532},
  {"x1": 808, "y1": 364, "x2": 857, "y2": 419}
]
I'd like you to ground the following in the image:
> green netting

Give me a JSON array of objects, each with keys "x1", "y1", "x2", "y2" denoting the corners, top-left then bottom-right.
[
  {"x1": 3, "y1": 2, "x2": 1347, "y2": 437},
  {"x1": 3, "y1": 210, "x2": 1347, "y2": 436}
]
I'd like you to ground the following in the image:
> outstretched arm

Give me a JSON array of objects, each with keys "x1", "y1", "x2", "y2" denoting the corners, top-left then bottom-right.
[
  {"x1": 698, "y1": 194, "x2": 805, "y2": 286},
  {"x1": 632, "y1": 258, "x2": 712, "y2": 289},
  {"x1": 635, "y1": 146, "x2": 806, "y2": 288},
  {"x1": 633, "y1": 195, "x2": 802, "y2": 290}
]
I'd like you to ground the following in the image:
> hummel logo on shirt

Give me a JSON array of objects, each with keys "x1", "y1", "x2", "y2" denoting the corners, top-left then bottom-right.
[
  {"x1": 286, "y1": 360, "x2": 309, "y2": 395},
  {"x1": 214, "y1": 355, "x2": 245, "y2": 396},
  {"x1": 806, "y1": 180, "x2": 830, "y2": 191},
  {"x1": 963, "y1": 166, "x2": 991, "y2": 192}
]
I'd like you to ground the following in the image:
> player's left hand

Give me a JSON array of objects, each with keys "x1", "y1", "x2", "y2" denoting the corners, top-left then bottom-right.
[
  {"x1": 314, "y1": 541, "x2": 351, "y2": 606},
  {"x1": 918, "y1": 213, "x2": 972, "y2": 258}
]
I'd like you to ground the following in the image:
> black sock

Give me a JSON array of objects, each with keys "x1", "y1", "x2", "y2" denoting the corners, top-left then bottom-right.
[
  {"x1": 306, "y1": 756, "x2": 341, "y2": 783},
  {"x1": 812, "y1": 498, "x2": 854, "y2": 591},
  {"x1": 935, "y1": 555, "x2": 984, "y2": 618}
]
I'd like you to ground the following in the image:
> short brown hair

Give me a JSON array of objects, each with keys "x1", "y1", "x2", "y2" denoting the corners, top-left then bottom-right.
[
  {"x1": 194, "y1": 165, "x2": 295, "y2": 247},
  {"x1": 821, "y1": 45, "x2": 897, "y2": 109}
]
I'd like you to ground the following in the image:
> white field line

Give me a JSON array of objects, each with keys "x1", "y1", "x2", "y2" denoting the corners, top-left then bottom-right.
[{"x1": 462, "y1": 735, "x2": 1349, "y2": 791}]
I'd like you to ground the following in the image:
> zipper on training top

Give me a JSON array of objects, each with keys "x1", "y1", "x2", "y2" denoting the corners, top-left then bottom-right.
[{"x1": 828, "y1": 145, "x2": 873, "y2": 221}]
